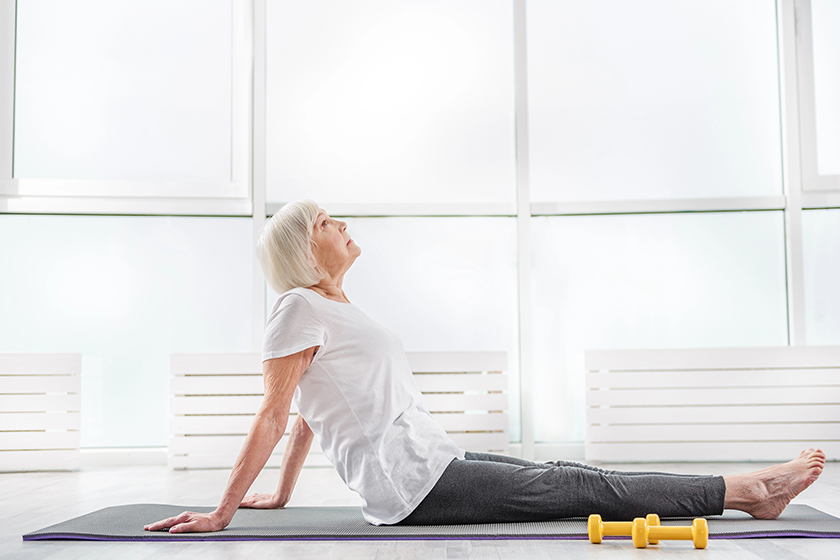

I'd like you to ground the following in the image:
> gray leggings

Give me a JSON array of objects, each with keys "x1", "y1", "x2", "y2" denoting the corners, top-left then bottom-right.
[{"x1": 398, "y1": 452, "x2": 726, "y2": 525}]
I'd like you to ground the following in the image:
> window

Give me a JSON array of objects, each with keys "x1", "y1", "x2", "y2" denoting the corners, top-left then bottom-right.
[
  {"x1": 531, "y1": 211, "x2": 788, "y2": 441},
  {"x1": 527, "y1": 0, "x2": 782, "y2": 202},
  {"x1": 3, "y1": 0, "x2": 251, "y2": 214},
  {"x1": 0, "y1": 214, "x2": 254, "y2": 447},
  {"x1": 265, "y1": 0, "x2": 516, "y2": 207}
]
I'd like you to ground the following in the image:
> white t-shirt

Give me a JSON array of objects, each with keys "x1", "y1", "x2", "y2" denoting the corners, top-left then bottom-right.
[{"x1": 262, "y1": 287, "x2": 465, "y2": 525}]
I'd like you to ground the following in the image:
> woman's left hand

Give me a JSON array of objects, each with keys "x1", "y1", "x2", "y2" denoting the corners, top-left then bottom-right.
[
  {"x1": 144, "y1": 510, "x2": 227, "y2": 533},
  {"x1": 239, "y1": 492, "x2": 284, "y2": 509}
]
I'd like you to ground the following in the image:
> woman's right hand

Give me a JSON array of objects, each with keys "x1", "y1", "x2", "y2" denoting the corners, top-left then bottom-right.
[
  {"x1": 239, "y1": 492, "x2": 285, "y2": 509},
  {"x1": 144, "y1": 510, "x2": 227, "y2": 533}
]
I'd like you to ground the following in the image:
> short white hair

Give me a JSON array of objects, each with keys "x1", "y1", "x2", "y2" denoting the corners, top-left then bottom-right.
[{"x1": 257, "y1": 199, "x2": 323, "y2": 294}]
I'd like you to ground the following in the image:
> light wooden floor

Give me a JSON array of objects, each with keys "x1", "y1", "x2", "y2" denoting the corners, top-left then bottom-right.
[{"x1": 3, "y1": 460, "x2": 839, "y2": 560}]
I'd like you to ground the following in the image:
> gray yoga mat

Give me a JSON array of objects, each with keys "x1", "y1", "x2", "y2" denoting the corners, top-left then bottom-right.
[{"x1": 23, "y1": 504, "x2": 840, "y2": 542}]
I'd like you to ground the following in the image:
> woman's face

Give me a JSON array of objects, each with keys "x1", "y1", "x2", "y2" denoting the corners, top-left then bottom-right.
[{"x1": 311, "y1": 210, "x2": 361, "y2": 275}]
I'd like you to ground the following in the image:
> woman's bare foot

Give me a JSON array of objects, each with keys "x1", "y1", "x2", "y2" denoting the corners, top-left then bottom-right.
[{"x1": 723, "y1": 448, "x2": 826, "y2": 519}]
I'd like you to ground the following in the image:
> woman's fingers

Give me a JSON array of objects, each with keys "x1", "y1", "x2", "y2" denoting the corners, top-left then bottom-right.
[
  {"x1": 168, "y1": 519, "x2": 201, "y2": 533},
  {"x1": 239, "y1": 493, "x2": 278, "y2": 509},
  {"x1": 144, "y1": 514, "x2": 184, "y2": 532},
  {"x1": 144, "y1": 511, "x2": 219, "y2": 533}
]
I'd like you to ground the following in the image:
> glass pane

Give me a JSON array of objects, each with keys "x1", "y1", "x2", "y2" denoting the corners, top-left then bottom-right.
[
  {"x1": 531, "y1": 212, "x2": 788, "y2": 442},
  {"x1": 0, "y1": 215, "x2": 253, "y2": 447},
  {"x1": 527, "y1": 0, "x2": 782, "y2": 202},
  {"x1": 812, "y1": 0, "x2": 840, "y2": 175},
  {"x1": 13, "y1": 0, "x2": 232, "y2": 181},
  {"x1": 265, "y1": 216, "x2": 522, "y2": 441},
  {"x1": 802, "y1": 209, "x2": 840, "y2": 344},
  {"x1": 265, "y1": 0, "x2": 516, "y2": 205}
]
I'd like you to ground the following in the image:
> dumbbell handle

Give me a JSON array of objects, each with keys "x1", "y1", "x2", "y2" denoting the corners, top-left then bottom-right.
[
  {"x1": 648, "y1": 525, "x2": 696, "y2": 540},
  {"x1": 601, "y1": 521, "x2": 632, "y2": 535}
]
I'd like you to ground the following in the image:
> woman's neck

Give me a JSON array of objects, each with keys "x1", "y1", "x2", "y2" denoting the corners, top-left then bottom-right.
[{"x1": 307, "y1": 283, "x2": 349, "y2": 304}]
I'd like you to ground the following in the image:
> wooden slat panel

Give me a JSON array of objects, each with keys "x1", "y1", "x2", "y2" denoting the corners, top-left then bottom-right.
[
  {"x1": 586, "y1": 404, "x2": 840, "y2": 425},
  {"x1": 0, "y1": 412, "x2": 81, "y2": 431},
  {"x1": 0, "y1": 376, "x2": 80, "y2": 394},
  {"x1": 586, "y1": 346, "x2": 840, "y2": 372},
  {"x1": 423, "y1": 393, "x2": 508, "y2": 412},
  {"x1": 586, "y1": 386, "x2": 839, "y2": 407},
  {"x1": 0, "y1": 354, "x2": 82, "y2": 375},
  {"x1": 169, "y1": 351, "x2": 509, "y2": 469},
  {"x1": 448, "y1": 432, "x2": 508, "y2": 451},
  {"x1": 0, "y1": 394, "x2": 80, "y2": 412},
  {"x1": 170, "y1": 396, "x2": 262, "y2": 415},
  {"x1": 171, "y1": 375, "x2": 264, "y2": 396},
  {"x1": 0, "y1": 449, "x2": 80, "y2": 472},
  {"x1": 170, "y1": 353, "x2": 262, "y2": 376},
  {"x1": 587, "y1": 369, "x2": 840, "y2": 389},
  {"x1": 406, "y1": 351, "x2": 507, "y2": 373},
  {"x1": 586, "y1": 441, "x2": 840, "y2": 463},
  {"x1": 588, "y1": 422, "x2": 840, "y2": 443},
  {"x1": 431, "y1": 413, "x2": 508, "y2": 432},
  {"x1": 0, "y1": 431, "x2": 80, "y2": 450},
  {"x1": 413, "y1": 373, "x2": 508, "y2": 393}
]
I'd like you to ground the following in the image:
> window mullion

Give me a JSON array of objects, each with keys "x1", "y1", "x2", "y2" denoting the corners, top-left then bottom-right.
[
  {"x1": 0, "y1": 0, "x2": 14, "y2": 180},
  {"x1": 780, "y1": 0, "x2": 807, "y2": 344}
]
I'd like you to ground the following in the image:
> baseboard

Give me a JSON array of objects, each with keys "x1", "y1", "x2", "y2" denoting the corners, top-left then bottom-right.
[
  {"x1": 80, "y1": 447, "x2": 168, "y2": 468},
  {"x1": 504, "y1": 442, "x2": 585, "y2": 462},
  {"x1": 533, "y1": 442, "x2": 585, "y2": 462}
]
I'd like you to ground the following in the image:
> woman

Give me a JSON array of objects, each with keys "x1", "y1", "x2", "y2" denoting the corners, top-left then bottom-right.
[{"x1": 146, "y1": 200, "x2": 825, "y2": 533}]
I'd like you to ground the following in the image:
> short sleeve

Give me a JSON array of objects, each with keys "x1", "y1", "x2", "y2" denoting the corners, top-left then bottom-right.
[{"x1": 262, "y1": 293, "x2": 326, "y2": 362}]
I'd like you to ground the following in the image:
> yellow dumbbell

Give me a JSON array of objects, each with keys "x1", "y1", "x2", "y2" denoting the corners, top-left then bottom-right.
[
  {"x1": 631, "y1": 517, "x2": 708, "y2": 549},
  {"x1": 587, "y1": 514, "x2": 661, "y2": 544}
]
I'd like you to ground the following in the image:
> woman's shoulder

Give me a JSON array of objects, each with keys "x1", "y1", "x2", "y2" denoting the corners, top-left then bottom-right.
[
  {"x1": 263, "y1": 288, "x2": 327, "y2": 361},
  {"x1": 268, "y1": 288, "x2": 320, "y2": 321},
  {"x1": 274, "y1": 287, "x2": 317, "y2": 307},
  {"x1": 282, "y1": 286, "x2": 314, "y2": 301}
]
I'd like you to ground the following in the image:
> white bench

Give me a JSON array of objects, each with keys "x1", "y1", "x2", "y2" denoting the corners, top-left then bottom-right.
[
  {"x1": 0, "y1": 353, "x2": 82, "y2": 472},
  {"x1": 169, "y1": 351, "x2": 508, "y2": 469},
  {"x1": 585, "y1": 346, "x2": 840, "y2": 462}
]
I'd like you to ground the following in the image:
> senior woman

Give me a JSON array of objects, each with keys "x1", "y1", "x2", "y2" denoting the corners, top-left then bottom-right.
[{"x1": 147, "y1": 200, "x2": 825, "y2": 533}]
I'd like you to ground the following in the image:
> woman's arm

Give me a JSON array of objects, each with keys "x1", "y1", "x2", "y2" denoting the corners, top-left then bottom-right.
[
  {"x1": 239, "y1": 414, "x2": 315, "y2": 509},
  {"x1": 144, "y1": 347, "x2": 316, "y2": 533}
]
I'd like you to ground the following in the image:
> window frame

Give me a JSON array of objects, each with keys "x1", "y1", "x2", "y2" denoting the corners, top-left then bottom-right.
[
  {"x1": 0, "y1": 0, "x2": 254, "y2": 216},
  {"x1": 795, "y1": 0, "x2": 840, "y2": 197}
]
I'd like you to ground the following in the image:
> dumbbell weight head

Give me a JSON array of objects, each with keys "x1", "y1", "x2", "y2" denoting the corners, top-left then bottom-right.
[
  {"x1": 645, "y1": 514, "x2": 661, "y2": 545},
  {"x1": 692, "y1": 518, "x2": 709, "y2": 549},
  {"x1": 587, "y1": 514, "x2": 603, "y2": 543},
  {"x1": 631, "y1": 518, "x2": 649, "y2": 548}
]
